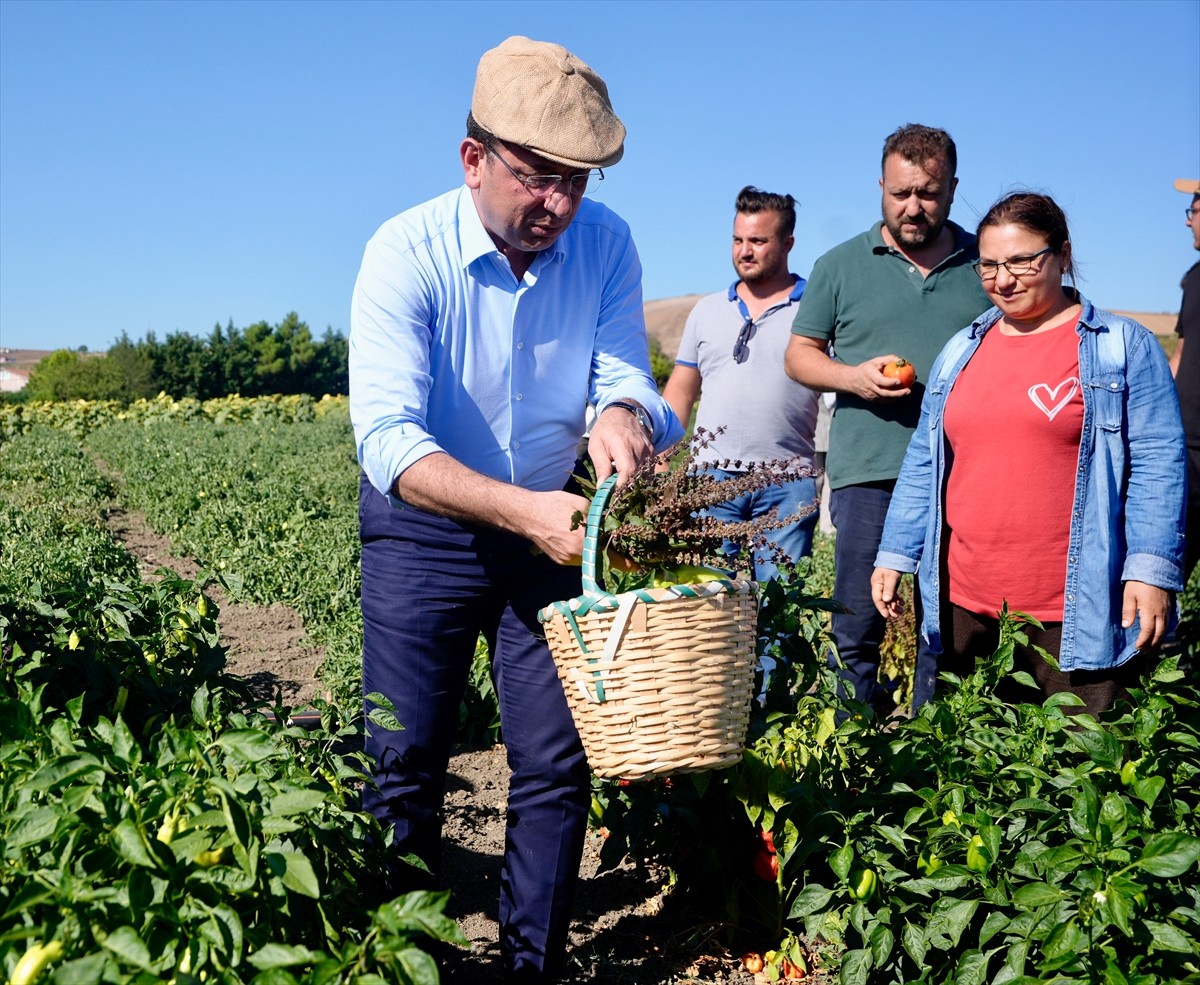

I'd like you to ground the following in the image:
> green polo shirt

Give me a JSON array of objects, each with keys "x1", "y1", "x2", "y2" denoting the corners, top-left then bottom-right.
[{"x1": 792, "y1": 221, "x2": 991, "y2": 489}]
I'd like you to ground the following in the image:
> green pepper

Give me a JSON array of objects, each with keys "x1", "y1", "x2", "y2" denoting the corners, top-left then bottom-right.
[
  {"x1": 10, "y1": 940, "x2": 64, "y2": 985},
  {"x1": 916, "y1": 850, "x2": 942, "y2": 875},
  {"x1": 966, "y1": 835, "x2": 989, "y2": 873},
  {"x1": 649, "y1": 564, "x2": 729, "y2": 587},
  {"x1": 849, "y1": 867, "x2": 877, "y2": 900}
]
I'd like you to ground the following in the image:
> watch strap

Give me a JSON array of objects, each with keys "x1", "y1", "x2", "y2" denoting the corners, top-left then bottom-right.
[{"x1": 607, "y1": 400, "x2": 653, "y2": 437}]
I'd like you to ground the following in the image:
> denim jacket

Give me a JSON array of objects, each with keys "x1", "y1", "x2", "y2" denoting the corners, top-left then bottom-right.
[{"x1": 875, "y1": 296, "x2": 1187, "y2": 671}]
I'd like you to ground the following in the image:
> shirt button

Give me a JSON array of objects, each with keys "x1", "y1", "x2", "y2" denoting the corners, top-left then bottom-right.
[
  {"x1": 517, "y1": 341, "x2": 525, "y2": 350},
  {"x1": 909, "y1": 266, "x2": 915, "y2": 273},
  {"x1": 515, "y1": 393, "x2": 523, "y2": 401},
  {"x1": 1067, "y1": 594, "x2": 1075, "y2": 602},
  {"x1": 513, "y1": 441, "x2": 521, "y2": 450},
  {"x1": 1109, "y1": 382, "x2": 1119, "y2": 390}
]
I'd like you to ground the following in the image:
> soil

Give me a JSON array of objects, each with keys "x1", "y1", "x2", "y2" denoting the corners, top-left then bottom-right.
[{"x1": 104, "y1": 507, "x2": 786, "y2": 984}]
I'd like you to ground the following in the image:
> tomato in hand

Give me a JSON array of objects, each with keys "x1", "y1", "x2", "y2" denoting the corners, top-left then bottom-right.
[{"x1": 882, "y1": 358, "x2": 916, "y2": 388}]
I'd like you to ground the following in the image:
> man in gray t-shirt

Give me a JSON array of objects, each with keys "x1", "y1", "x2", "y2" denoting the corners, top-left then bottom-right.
[{"x1": 662, "y1": 185, "x2": 821, "y2": 583}]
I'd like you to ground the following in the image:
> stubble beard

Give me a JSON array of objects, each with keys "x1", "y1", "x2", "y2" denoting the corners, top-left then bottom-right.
[
  {"x1": 885, "y1": 212, "x2": 946, "y2": 250},
  {"x1": 738, "y1": 256, "x2": 782, "y2": 286}
]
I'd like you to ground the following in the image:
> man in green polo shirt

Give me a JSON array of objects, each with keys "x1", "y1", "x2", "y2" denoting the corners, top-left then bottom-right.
[{"x1": 785, "y1": 123, "x2": 991, "y2": 714}]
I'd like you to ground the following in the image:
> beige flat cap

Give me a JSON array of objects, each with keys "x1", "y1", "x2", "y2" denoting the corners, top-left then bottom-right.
[
  {"x1": 1175, "y1": 178, "x2": 1200, "y2": 195},
  {"x1": 472, "y1": 36, "x2": 625, "y2": 170}
]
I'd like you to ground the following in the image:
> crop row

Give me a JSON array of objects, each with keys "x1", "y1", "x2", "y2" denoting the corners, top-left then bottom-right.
[{"x1": 0, "y1": 424, "x2": 465, "y2": 983}]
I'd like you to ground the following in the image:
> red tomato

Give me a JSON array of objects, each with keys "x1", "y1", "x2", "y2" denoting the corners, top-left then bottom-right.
[{"x1": 882, "y1": 358, "x2": 916, "y2": 388}]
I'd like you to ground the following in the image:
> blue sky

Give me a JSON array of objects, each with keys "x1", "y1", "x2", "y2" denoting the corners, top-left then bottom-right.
[{"x1": 1, "y1": 0, "x2": 1197, "y2": 353}]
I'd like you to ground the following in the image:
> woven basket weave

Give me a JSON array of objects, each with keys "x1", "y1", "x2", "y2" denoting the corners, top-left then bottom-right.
[{"x1": 538, "y1": 474, "x2": 759, "y2": 780}]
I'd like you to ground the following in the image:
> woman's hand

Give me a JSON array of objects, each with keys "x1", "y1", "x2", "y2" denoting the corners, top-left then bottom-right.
[
  {"x1": 1122, "y1": 581, "x2": 1171, "y2": 650},
  {"x1": 871, "y1": 568, "x2": 906, "y2": 619}
]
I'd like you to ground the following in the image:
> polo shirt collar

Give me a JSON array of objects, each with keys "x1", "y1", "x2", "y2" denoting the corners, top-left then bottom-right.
[
  {"x1": 726, "y1": 273, "x2": 804, "y2": 309},
  {"x1": 869, "y1": 220, "x2": 974, "y2": 262}
]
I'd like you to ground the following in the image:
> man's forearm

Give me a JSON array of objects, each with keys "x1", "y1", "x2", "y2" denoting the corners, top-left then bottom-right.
[
  {"x1": 394, "y1": 452, "x2": 540, "y2": 535},
  {"x1": 786, "y1": 341, "x2": 851, "y2": 392}
]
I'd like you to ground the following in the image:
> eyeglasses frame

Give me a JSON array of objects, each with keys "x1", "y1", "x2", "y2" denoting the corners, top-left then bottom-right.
[
  {"x1": 484, "y1": 141, "x2": 603, "y2": 199},
  {"x1": 971, "y1": 244, "x2": 1057, "y2": 280}
]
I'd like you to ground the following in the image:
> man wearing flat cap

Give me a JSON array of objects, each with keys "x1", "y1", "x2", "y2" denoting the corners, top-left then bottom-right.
[
  {"x1": 1171, "y1": 177, "x2": 1199, "y2": 583},
  {"x1": 349, "y1": 36, "x2": 682, "y2": 982}
]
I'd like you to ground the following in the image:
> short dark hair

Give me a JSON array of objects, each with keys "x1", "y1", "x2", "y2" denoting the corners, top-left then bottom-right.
[
  {"x1": 466, "y1": 111, "x2": 495, "y2": 150},
  {"x1": 735, "y1": 185, "x2": 797, "y2": 238},
  {"x1": 881, "y1": 124, "x2": 957, "y2": 181},
  {"x1": 977, "y1": 191, "x2": 1078, "y2": 283}
]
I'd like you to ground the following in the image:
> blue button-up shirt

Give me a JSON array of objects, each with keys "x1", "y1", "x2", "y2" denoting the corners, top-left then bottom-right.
[
  {"x1": 876, "y1": 296, "x2": 1186, "y2": 671},
  {"x1": 350, "y1": 187, "x2": 682, "y2": 503}
]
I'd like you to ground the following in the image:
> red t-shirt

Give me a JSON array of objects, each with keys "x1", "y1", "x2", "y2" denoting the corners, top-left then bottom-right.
[{"x1": 943, "y1": 314, "x2": 1083, "y2": 620}]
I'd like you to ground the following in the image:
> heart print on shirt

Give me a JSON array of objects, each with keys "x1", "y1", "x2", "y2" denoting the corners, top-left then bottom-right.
[{"x1": 1028, "y1": 377, "x2": 1081, "y2": 421}]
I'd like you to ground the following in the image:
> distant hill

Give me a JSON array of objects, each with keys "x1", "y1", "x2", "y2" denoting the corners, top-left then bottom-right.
[
  {"x1": 644, "y1": 294, "x2": 704, "y2": 361},
  {"x1": 1111, "y1": 311, "x2": 1177, "y2": 335}
]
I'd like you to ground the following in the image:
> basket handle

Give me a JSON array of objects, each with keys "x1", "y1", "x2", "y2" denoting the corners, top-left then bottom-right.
[{"x1": 580, "y1": 472, "x2": 619, "y2": 596}]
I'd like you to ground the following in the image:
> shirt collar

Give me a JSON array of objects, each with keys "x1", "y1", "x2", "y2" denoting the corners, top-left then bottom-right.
[
  {"x1": 969, "y1": 289, "x2": 1093, "y2": 339},
  {"x1": 456, "y1": 186, "x2": 569, "y2": 271},
  {"x1": 726, "y1": 274, "x2": 804, "y2": 318},
  {"x1": 869, "y1": 220, "x2": 976, "y2": 264}
]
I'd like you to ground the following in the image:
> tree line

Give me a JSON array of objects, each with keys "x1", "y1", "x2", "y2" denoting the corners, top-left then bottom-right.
[{"x1": 10, "y1": 313, "x2": 348, "y2": 404}]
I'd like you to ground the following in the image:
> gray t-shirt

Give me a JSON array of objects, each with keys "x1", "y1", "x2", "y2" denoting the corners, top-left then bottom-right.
[{"x1": 676, "y1": 277, "x2": 820, "y2": 467}]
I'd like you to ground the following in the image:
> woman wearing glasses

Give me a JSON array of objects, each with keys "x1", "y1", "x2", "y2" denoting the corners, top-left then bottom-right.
[{"x1": 870, "y1": 191, "x2": 1186, "y2": 716}]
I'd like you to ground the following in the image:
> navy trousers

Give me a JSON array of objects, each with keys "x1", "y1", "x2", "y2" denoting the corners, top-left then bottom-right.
[
  {"x1": 358, "y1": 475, "x2": 589, "y2": 981},
  {"x1": 829, "y1": 482, "x2": 937, "y2": 713}
]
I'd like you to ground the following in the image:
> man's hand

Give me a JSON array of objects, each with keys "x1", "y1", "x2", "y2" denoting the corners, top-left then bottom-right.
[
  {"x1": 522, "y1": 490, "x2": 591, "y2": 565},
  {"x1": 395, "y1": 453, "x2": 590, "y2": 565},
  {"x1": 785, "y1": 336, "x2": 912, "y2": 401},
  {"x1": 848, "y1": 355, "x2": 914, "y2": 402},
  {"x1": 1122, "y1": 580, "x2": 1171, "y2": 650},
  {"x1": 871, "y1": 567, "x2": 906, "y2": 619},
  {"x1": 589, "y1": 404, "x2": 656, "y2": 488}
]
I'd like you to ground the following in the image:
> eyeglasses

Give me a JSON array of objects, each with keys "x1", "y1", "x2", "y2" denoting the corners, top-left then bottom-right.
[
  {"x1": 971, "y1": 245, "x2": 1056, "y2": 280},
  {"x1": 733, "y1": 318, "x2": 756, "y2": 364},
  {"x1": 487, "y1": 145, "x2": 603, "y2": 198},
  {"x1": 1187, "y1": 208, "x2": 1198, "y2": 221}
]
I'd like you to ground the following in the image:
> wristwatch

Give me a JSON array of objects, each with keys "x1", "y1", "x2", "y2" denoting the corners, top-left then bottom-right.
[{"x1": 607, "y1": 400, "x2": 654, "y2": 439}]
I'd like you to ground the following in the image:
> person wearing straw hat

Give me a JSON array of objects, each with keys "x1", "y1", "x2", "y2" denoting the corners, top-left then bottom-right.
[
  {"x1": 1171, "y1": 177, "x2": 1199, "y2": 583},
  {"x1": 349, "y1": 36, "x2": 682, "y2": 982}
]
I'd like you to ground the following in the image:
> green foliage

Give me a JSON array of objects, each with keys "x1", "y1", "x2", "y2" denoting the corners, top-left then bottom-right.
[
  {"x1": 590, "y1": 596, "x2": 1200, "y2": 984},
  {"x1": 0, "y1": 585, "x2": 466, "y2": 984},
  {"x1": 0, "y1": 427, "x2": 140, "y2": 593},
  {"x1": 23, "y1": 349, "x2": 129, "y2": 403},
  {"x1": 18, "y1": 313, "x2": 348, "y2": 406},
  {"x1": 0, "y1": 429, "x2": 468, "y2": 982},
  {"x1": 0, "y1": 395, "x2": 488, "y2": 728}
]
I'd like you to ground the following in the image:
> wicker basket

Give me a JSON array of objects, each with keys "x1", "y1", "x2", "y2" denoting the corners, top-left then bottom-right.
[{"x1": 538, "y1": 474, "x2": 759, "y2": 780}]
